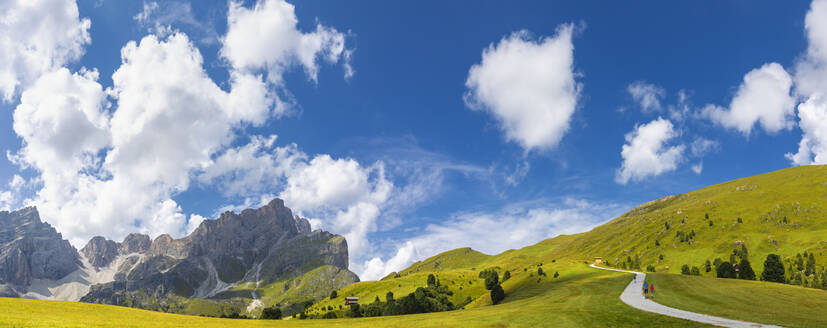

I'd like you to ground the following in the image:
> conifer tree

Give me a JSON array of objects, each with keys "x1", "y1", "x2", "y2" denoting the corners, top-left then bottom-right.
[
  {"x1": 760, "y1": 254, "x2": 785, "y2": 283},
  {"x1": 806, "y1": 253, "x2": 816, "y2": 276},
  {"x1": 737, "y1": 258, "x2": 756, "y2": 280}
]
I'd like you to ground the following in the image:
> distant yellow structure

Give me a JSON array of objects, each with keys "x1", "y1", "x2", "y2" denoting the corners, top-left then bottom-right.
[{"x1": 594, "y1": 257, "x2": 603, "y2": 265}]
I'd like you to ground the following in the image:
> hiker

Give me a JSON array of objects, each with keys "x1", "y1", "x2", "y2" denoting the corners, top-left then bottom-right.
[
  {"x1": 643, "y1": 281, "x2": 648, "y2": 298},
  {"x1": 649, "y1": 284, "x2": 654, "y2": 299}
]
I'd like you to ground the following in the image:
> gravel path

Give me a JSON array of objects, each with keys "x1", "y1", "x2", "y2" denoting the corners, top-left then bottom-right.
[{"x1": 590, "y1": 264, "x2": 782, "y2": 328}]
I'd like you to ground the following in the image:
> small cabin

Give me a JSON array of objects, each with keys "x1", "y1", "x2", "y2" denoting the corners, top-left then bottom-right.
[
  {"x1": 594, "y1": 257, "x2": 603, "y2": 265},
  {"x1": 344, "y1": 296, "x2": 359, "y2": 305}
]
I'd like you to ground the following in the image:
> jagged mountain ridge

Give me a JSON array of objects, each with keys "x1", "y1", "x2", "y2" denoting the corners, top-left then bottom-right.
[{"x1": 0, "y1": 198, "x2": 358, "y2": 315}]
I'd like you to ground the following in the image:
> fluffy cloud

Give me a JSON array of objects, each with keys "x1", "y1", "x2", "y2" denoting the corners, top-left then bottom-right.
[
  {"x1": 615, "y1": 118, "x2": 685, "y2": 184},
  {"x1": 795, "y1": 0, "x2": 827, "y2": 97},
  {"x1": 359, "y1": 198, "x2": 626, "y2": 281},
  {"x1": 788, "y1": 0, "x2": 827, "y2": 165},
  {"x1": 464, "y1": 25, "x2": 580, "y2": 152},
  {"x1": 11, "y1": 32, "x2": 273, "y2": 246},
  {"x1": 702, "y1": 62, "x2": 795, "y2": 136},
  {"x1": 0, "y1": 0, "x2": 91, "y2": 101},
  {"x1": 222, "y1": 0, "x2": 352, "y2": 106},
  {"x1": 786, "y1": 97, "x2": 827, "y2": 165},
  {"x1": 627, "y1": 81, "x2": 665, "y2": 112}
]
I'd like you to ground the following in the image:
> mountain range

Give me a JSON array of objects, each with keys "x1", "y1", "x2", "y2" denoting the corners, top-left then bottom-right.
[{"x1": 0, "y1": 198, "x2": 358, "y2": 316}]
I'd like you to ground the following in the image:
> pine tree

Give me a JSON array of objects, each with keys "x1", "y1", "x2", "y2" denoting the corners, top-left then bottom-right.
[
  {"x1": 502, "y1": 270, "x2": 511, "y2": 282},
  {"x1": 704, "y1": 260, "x2": 712, "y2": 272},
  {"x1": 490, "y1": 285, "x2": 505, "y2": 305},
  {"x1": 691, "y1": 266, "x2": 701, "y2": 276},
  {"x1": 681, "y1": 264, "x2": 691, "y2": 275},
  {"x1": 760, "y1": 254, "x2": 785, "y2": 283},
  {"x1": 737, "y1": 258, "x2": 756, "y2": 280},
  {"x1": 716, "y1": 261, "x2": 736, "y2": 278},
  {"x1": 806, "y1": 253, "x2": 816, "y2": 276},
  {"x1": 796, "y1": 253, "x2": 805, "y2": 271}
]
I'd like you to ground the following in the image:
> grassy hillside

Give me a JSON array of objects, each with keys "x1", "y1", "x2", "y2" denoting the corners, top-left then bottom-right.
[
  {"x1": 0, "y1": 263, "x2": 708, "y2": 327},
  {"x1": 648, "y1": 273, "x2": 827, "y2": 328},
  {"x1": 547, "y1": 165, "x2": 827, "y2": 276},
  {"x1": 301, "y1": 165, "x2": 827, "y2": 324}
]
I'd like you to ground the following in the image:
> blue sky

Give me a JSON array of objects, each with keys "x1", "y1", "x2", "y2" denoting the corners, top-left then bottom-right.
[{"x1": 1, "y1": 0, "x2": 825, "y2": 280}]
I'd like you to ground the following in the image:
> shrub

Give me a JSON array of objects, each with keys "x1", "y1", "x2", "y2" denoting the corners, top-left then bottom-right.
[
  {"x1": 553, "y1": 271, "x2": 559, "y2": 278},
  {"x1": 646, "y1": 264, "x2": 656, "y2": 272},
  {"x1": 537, "y1": 267, "x2": 545, "y2": 277},
  {"x1": 322, "y1": 312, "x2": 337, "y2": 319},
  {"x1": 690, "y1": 266, "x2": 700, "y2": 276},
  {"x1": 427, "y1": 274, "x2": 437, "y2": 287},
  {"x1": 761, "y1": 254, "x2": 785, "y2": 283},
  {"x1": 502, "y1": 270, "x2": 511, "y2": 282},
  {"x1": 655, "y1": 239, "x2": 660, "y2": 247},
  {"x1": 659, "y1": 254, "x2": 664, "y2": 260},
  {"x1": 490, "y1": 284, "x2": 505, "y2": 305},
  {"x1": 704, "y1": 260, "x2": 712, "y2": 272},
  {"x1": 260, "y1": 306, "x2": 282, "y2": 320},
  {"x1": 681, "y1": 264, "x2": 691, "y2": 275},
  {"x1": 329, "y1": 290, "x2": 338, "y2": 299},
  {"x1": 709, "y1": 220, "x2": 714, "y2": 227}
]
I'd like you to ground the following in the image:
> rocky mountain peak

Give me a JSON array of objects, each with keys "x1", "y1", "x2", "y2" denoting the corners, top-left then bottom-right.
[
  {"x1": 121, "y1": 233, "x2": 151, "y2": 254},
  {"x1": 81, "y1": 236, "x2": 120, "y2": 268},
  {"x1": 0, "y1": 207, "x2": 79, "y2": 286}
]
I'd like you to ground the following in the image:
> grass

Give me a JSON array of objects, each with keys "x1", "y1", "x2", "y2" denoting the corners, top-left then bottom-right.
[
  {"x1": 0, "y1": 263, "x2": 710, "y2": 328},
  {"x1": 647, "y1": 273, "x2": 827, "y2": 328},
  {"x1": 543, "y1": 165, "x2": 827, "y2": 276}
]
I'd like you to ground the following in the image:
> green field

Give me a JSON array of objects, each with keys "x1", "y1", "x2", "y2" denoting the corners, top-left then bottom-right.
[
  {"x1": 0, "y1": 263, "x2": 709, "y2": 328},
  {"x1": 648, "y1": 273, "x2": 827, "y2": 328}
]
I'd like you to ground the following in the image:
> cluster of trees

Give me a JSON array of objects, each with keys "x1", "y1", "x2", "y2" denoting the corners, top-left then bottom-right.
[
  {"x1": 313, "y1": 273, "x2": 460, "y2": 319},
  {"x1": 712, "y1": 245, "x2": 755, "y2": 280},
  {"x1": 680, "y1": 264, "x2": 701, "y2": 276},
  {"x1": 783, "y1": 251, "x2": 827, "y2": 289},
  {"x1": 675, "y1": 230, "x2": 696, "y2": 243},
  {"x1": 620, "y1": 255, "x2": 641, "y2": 270},
  {"x1": 479, "y1": 269, "x2": 505, "y2": 304}
]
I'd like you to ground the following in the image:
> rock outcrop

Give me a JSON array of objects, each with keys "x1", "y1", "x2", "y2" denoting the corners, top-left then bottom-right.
[{"x1": 0, "y1": 207, "x2": 80, "y2": 287}]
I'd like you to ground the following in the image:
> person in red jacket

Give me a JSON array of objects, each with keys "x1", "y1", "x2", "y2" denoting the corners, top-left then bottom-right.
[{"x1": 649, "y1": 284, "x2": 655, "y2": 298}]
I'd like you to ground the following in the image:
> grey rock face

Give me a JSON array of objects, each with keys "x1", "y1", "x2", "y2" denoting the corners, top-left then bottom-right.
[
  {"x1": 81, "y1": 236, "x2": 120, "y2": 268},
  {"x1": 120, "y1": 233, "x2": 151, "y2": 254},
  {"x1": 0, "y1": 207, "x2": 79, "y2": 286}
]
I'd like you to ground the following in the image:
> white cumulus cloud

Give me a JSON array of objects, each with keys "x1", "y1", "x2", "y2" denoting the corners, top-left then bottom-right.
[
  {"x1": 615, "y1": 118, "x2": 685, "y2": 184},
  {"x1": 221, "y1": 0, "x2": 352, "y2": 114},
  {"x1": 0, "y1": 0, "x2": 91, "y2": 101},
  {"x1": 702, "y1": 62, "x2": 795, "y2": 136},
  {"x1": 464, "y1": 25, "x2": 580, "y2": 152},
  {"x1": 11, "y1": 32, "x2": 274, "y2": 246},
  {"x1": 789, "y1": 0, "x2": 827, "y2": 165}
]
